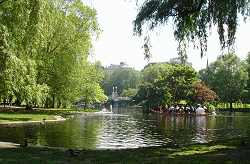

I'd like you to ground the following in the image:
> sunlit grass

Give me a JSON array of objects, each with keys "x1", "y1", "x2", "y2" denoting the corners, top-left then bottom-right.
[
  {"x1": 0, "y1": 107, "x2": 98, "y2": 123},
  {"x1": 0, "y1": 113, "x2": 55, "y2": 123},
  {"x1": 0, "y1": 137, "x2": 249, "y2": 163}
]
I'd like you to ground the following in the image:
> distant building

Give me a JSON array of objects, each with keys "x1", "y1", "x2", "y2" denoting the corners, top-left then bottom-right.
[
  {"x1": 168, "y1": 56, "x2": 192, "y2": 67},
  {"x1": 103, "y1": 62, "x2": 132, "y2": 74}
]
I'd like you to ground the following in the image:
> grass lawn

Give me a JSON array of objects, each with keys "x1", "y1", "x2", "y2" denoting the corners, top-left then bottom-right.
[
  {"x1": 0, "y1": 137, "x2": 249, "y2": 163},
  {"x1": 0, "y1": 106, "x2": 98, "y2": 123},
  {"x1": 0, "y1": 113, "x2": 56, "y2": 123}
]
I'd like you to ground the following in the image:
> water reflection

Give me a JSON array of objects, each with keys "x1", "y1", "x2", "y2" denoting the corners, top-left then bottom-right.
[{"x1": 0, "y1": 108, "x2": 250, "y2": 149}]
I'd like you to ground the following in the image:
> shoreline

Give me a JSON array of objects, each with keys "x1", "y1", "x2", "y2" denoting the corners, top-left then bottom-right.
[
  {"x1": 0, "y1": 106, "x2": 100, "y2": 124},
  {"x1": 0, "y1": 137, "x2": 249, "y2": 163},
  {"x1": 0, "y1": 115, "x2": 66, "y2": 125}
]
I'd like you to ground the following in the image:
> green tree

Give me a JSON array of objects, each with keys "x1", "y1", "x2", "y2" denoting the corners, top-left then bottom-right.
[
  {"x1": 36, "y1": 0, "x2": 101, "y2": 107},
  {"x1": 0, "y1": 0, "x2": 103, "y2": 109},
  {"x1": 103, "y1": 68, "x2": 142, "y2": 96},
  {"x1": 121, "y1": 88, "x2": 138, "y2": 98},
  {"x1": 100, "y1": 70, "x2": 112, "y2": 96},
  {"x1": 160, "y1": 65, "x2": 198, "y2": 103},
  {"x1": 80, "y1": 61, "x2": 107, "y2": 110},
  {"x1": 142, "y1": 63, "x2": 172, "y2": 83},
  {"x1": 133, "y1": 83, "x2": 158, "y2": 110},
  {"x1": 244, "y1": 52, "x2": 250, "y2": 103},
  {"x1": 0, "y1": 0, "x2": 49, "y2": 109},
  {"x1": 134, "y1": 64, "x2": 197, "y2": 109},
  {"x1": 207, "y1": 53, "x2": 248, "y2": 111},
  {"x1": 133, "y1": 0, "x2": 249, "y2": 58}
]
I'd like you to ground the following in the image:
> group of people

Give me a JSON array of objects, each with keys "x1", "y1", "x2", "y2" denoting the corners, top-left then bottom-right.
[{"x1": 159, "y1": 105, "x2": 207, "y2": 114}]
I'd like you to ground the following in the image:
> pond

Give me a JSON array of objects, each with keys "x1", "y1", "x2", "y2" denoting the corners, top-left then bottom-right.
[{"x1": 0, "y1": 107, "x2": 250, "y2": 149}]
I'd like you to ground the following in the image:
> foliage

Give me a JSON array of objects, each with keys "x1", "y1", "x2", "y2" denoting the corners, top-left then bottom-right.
[
  {"x1": 133, "y1": 0, "x2": 250, "y2": 58},
  {"x1": 206, "y1": 53, "x2": 248, "y2": 110},
  {"x1": 121, "y1": 88, "x2": 138, "y2": 98},
  {"x1": 142, "y1": 62, "x2": 172, "y2": 83},
  {"x1": 0, "y1": 0, "x2": 104, "y2": 109},
  {"x1": 133, "y1": 82, "x2": 163, "y2": 109},
  {"x1": 99, "y1": 70, "x2": 112, "y2": 95},
  {"x1": 142, "y1": 36, "x2": 152, "y2": 61},
  {"x1": 244, "y1": 52, "x2": 250, "y2": 103},
  {"x1": 189, "y1": 81, "x2": 217, "y2": 105},
  {"x1": 134, "y1": 65, "x2": 197, "y2": 108},
  {"x1": 158, "y1": 65, "x2": 197, "y2": 103},
  {"x1": 206, "y1": 103, "x2": 216, "y2": 112},
  {"x1": 101, "y1": 68, "x2": 142, "y2": 96},
  {"x1": 81, "y1": 62, "x2": 107, "y2": 110}
]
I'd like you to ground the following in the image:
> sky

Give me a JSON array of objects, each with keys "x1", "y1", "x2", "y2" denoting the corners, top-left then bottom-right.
[{"x1": 87, "y1": 0, "x2": 250, "y2": 72}]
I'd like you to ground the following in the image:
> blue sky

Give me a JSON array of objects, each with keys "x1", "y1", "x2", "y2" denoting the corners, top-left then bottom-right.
[{"x1": 88, "y1": 0, "x2": 250, "y2": 71}]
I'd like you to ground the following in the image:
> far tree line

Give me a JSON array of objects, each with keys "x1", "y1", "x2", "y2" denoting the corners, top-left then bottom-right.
[{"x1": 101, "y1": 52, "x2": 250, "y2": 111}]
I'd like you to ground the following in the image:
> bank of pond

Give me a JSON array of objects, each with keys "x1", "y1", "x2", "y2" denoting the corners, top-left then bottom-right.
[{"x1": 0, "y1": 137, "x2": 249, "y2": 163}]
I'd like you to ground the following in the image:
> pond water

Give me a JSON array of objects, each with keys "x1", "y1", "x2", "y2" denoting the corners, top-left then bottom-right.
[{"x1": 0, "y1": 107, "x2": 250, "y2": 149}]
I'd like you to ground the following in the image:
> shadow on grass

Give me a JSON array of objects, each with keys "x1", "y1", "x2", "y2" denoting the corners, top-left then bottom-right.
[
  {"x1": 0, "y1": 117, "x2": 30, "y2": 122},
  {"x1": 0, "y1": 138, "x2": 249, "y2": 164}
]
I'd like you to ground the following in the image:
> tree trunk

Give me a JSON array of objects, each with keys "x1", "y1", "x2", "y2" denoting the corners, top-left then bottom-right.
[
  {"x1": 84, "y1": 96, "x2": 88, "y2": 110},
  {"x1": 25, "y1": 104, "x2": 33, "y2": 110},
  {"x1": 52, "y1": 94, "x2": 55, "y2": 108},
  {"x1": 230, "y1": 101, "x2": 233, "y2": 112}
]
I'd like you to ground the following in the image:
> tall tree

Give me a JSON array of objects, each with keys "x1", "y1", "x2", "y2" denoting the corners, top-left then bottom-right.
[
  {"x1": 142, "y1": 63, "x2": 172, "y2": 83},
  {"x1": 133, "y1": 83, "x2": 164, "y2": 110},
  {"x1": 159, "y1": 65, "x2": 198, "y2": 103},
  {"x1": 80, "y1": 61, "x2": 107, "y2": 110},
  {"x1": 36, "y1": 0, "x2": 101, "y2": 107},
  {"x1": 0, "y1": 0, "x2": 49, "y2": 109},
  {"x1": 207, "y1": 53, "x2": 248, "y2": 111},
  {"x1": 0, "y1": 0, "x2": 103, "y2": 109},
  {"x1": 134, "y1": 64, "x2": 197, "y2": 108},
  {"x1": 133, "y1": 0, "x2": 250, "y2": 58}
]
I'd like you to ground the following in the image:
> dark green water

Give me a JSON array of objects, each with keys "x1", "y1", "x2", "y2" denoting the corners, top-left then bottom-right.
[{"x1": 0, "y1": 107, "x2": 249, "y2": 149}]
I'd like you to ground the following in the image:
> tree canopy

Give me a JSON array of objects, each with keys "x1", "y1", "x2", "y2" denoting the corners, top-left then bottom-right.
[
  {"x1": 155, "y1": 65, "x2": 197, "y2": 103},
  {"x1": 0, "y1": 0, "x2": 105, "y2": 109},
  {"x1": 204, "y1": 53, "x2": 248, "y2": 110},
  {"x1": 189, "y1": 81, "x2": 217, "y2": 105},
  {"x1": 133, "y1": 0, "x2": 250, "y2": 58},
  {"x1": 134, "y1": 64, "x2": 200, "y2": 109},
  {"x1": 101, "y1": 68, "x2": 142, "y2": 96},
  {"x1": 142, "y1": 62, "x2": 171, "y2": 83}
]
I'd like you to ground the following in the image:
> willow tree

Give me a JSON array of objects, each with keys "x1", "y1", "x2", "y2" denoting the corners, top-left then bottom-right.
[
  {"x1": 0, "y1": 0, "x2": 103, "y2": 109},
  {"x1": 133, "y1": 0, "x2": 250, "y2": 58},
  {"x1": 36, "y1": 0, "x2": 101, "y2": 107},
  {"x1": 0, "y1": 0, "x2": 49, "y2": 109}
]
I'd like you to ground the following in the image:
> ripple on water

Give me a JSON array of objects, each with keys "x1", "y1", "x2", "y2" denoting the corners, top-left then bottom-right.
[{"x1": 0, "y1": 109, "x2": 250, "y2": 149}]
